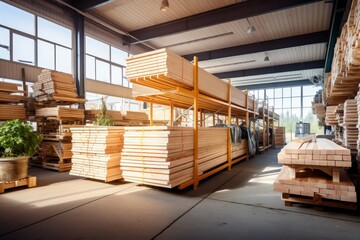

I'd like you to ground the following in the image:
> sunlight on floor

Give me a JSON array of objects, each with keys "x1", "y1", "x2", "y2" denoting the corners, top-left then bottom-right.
[{"x1": 249, "y1": 166, "x2": 282, "y2": 184}]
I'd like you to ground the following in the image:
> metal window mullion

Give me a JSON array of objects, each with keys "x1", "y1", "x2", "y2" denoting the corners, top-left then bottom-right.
[
  {"x1": 34, "y1": 16, "x2": 38, "y2": 66},
  {"x1": 9, "y1": 29, "x2": 13, "y2": 61}
]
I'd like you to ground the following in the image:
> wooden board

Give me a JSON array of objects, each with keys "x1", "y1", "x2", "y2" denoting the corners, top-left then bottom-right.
[{"x1": 0, "y1": 176, "x2": 36, "y2": 193}]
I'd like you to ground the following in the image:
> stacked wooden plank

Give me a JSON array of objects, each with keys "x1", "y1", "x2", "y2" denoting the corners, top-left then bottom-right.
[
  {"x1": 70, "y1": 126, "x2": 124, "y2": 182},
  {"x1": 324, "y1": 0, "x2": 360, "y2": 105},
  {"x1": 274, "y1": 138, "x2": 356, "y2": 204},
  {"x1": 343, "y1": 99, "x2": 358, "y2": 154},
  {"x1": 120, "y1": 126, "x2": 236, "y2": 188},
  {"x1": 32, "y1": 69, "x2": 86, "y2": 104},
  {"x1": 85, "y1": 110, "x2": 123, "y2": 125},
  {"x1": 312, "y1": 90, "x2": 325, "y2": 126},
  {"x1": 0, "y1": 82, "x2": 26, "y2": 120},
  {"x1": 34, "y1": 108, "x2": 84, "y2": 171},
  {"x1": 231, "y1": 140, "x2": 248, "y2": 159},
  {"x1": 325, "y1": 106, "x2": 338, "y2": 125},
  {"x1": 126, "y1": 48, "x2": 254, "y2": 111},
  {"x1": 274, "y1": 127, "x2": 286, "y2": 146}
]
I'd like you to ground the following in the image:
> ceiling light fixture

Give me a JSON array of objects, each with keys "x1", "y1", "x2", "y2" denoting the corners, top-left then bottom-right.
[
  {"x1": 160, "y1": 0, "x2": 169, "y2": 11},
  {"x1": 246, "y1": 18, "x2": 255, "y2": 33},
  {"x1": 264, "y1": 56, "x2": 269, "y2": 61}
]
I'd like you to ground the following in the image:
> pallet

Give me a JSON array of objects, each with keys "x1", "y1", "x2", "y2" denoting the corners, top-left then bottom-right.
[
  {"x1": 0, "y1": 176, "x2": 36, "y2": 193},
  {"x1": 282, "y1": 193, "x2": 357, "y2": 210}
]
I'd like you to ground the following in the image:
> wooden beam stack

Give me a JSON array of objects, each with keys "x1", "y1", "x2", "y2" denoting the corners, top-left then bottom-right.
[
  {"x1": 0, "y1": 82, "x2": 26, "y2": 120},
  {"x1": 120, "y1": 126, "x2": 247, "y2": 188},
  {"x1": 274, "y1": 127, "x2": 286, "y2": 147},
  {"x1": 70, "y1": 126, "x2": 124, "y2": 182},
  {"x1": 325, "y1": 106, "x2": 338, "y2": 126},
  {"x1": 274, "y1": 138, "x2": 356, "y2": 204},
  {"x1": 85, "y1": 110, "x2": 123, "y2": 125},
  {"x1": 34, "y1": 107, "x2": 84, "y2": 171},
  {"x1": 312, "y1": 90, "x2": 325, "y2": 126},
  {"x1": 32, "y1": 69, "x2": 85, "y2": 104},
  {"x1": 343, "y1": 99, "x2": 358, "y2": 155}
]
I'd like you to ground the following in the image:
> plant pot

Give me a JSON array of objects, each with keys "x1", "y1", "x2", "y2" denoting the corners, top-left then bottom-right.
[{"x1": 0, "y1": 156, "x2": 29, "y2": 182}]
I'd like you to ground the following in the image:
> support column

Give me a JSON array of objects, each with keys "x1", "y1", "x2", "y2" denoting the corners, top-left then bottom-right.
[{"x1": 74, "y1": 13, "x2": 85, "y2": 108}]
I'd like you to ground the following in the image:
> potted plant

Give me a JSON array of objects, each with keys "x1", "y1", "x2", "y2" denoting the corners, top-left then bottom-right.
[{"x1": 0, "y1": 119, "x2": 42, "y2": 182}]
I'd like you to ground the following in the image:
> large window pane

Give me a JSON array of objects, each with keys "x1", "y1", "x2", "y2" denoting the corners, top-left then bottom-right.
[
  {"x1": 283, "y1": 87, "x2": 291, "y2": 97},
  {"x1": 123, "y1": 77, "x2": 129, "y2": 87},
  {"x1": 258, "y1": 89, "x2": 264, "y2": 99},
  {"x1": 292, "y1": 108, "x2": 301, "y2": 118},
  {"x1": 38, "y1": 40, "x2": 55, "y2": 69},
  {"x1": 274, "y1": 88, "x2": 282, "y2": 98},
  {"x1": 38, "y1": 17, "x2": 72, "y2": 48},
  {"x1": 56, "y1": 45, "x2": 72, "y2": 73},
  {"x1": 13, "y1": 34, "x2": 34, "y2": 65},
  {"x1": 96, "y1": 60, "x2": 110, "y2": 83},
  {"x1": 86, "y1": 55, "x2": 95, "y2": 79},
  {"x1": 0, "y1": 1, "x2": 35, "y2": 35},
  {"x1": 86, "y1": 36, "x2": 110, "y2": 60},
  {"x1": 303, "y1": 85, "x2": 321, "y2": 96},
  {"x1": 292, "y1": 86, "x2": 301, "y2": 97},
  {"x1": 274, "y1": 98, "x2": 282, "y2": 108},
  {"x1": 268, "y1": 98, "x2": 274, "y2": 107},
  {"x1": 111, "y1": 46, "x2": 127, "y2": 66},
  {"x1": 266, "y1": 89, "x2": 274, "y2": 98},
  {"x1": 303, "y1": 96, "x2": 313, "y2": 108},
  {"x1": 111, "y1": 65, "x2": 123, "y2": 85},
  {"x1": 283, "y1": 97, "x2": 291, "y2": 108},
  {"x1": 0, "y1": 27, "x2": 10, "y2": 60},
  {"x1": 292, "y1": 97, "x2": 301, "y2": 108}
]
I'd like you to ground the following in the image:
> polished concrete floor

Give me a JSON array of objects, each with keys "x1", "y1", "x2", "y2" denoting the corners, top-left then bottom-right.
[{"x1": 1, "y1": 149, "x2": 360, "y2": 240}]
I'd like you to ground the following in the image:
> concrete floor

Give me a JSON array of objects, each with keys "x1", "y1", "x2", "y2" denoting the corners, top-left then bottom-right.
[{"x1": 1, "y1": 149, "x2": 360, "y2": 240}]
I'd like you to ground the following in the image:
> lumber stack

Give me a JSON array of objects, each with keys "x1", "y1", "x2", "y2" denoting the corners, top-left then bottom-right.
[
  {"x1": 343, "y1": 99, "x2": 358, "y2": 154},
  {"x1": 34, "y1": 107, "x2": 84, "y2": 171},
  {"x1": 126, "y1": 48, "x2": 254, "y2": 111},
  {"x1": 325, "y1": 106, "x2": 338, "y2": 125},
  {"x1": 274, "y1": 138, "x2": 356, "y2": 204},
  {"x1": 85, "y1": 109, "x2": 123, "y2": 125},
  {"x1": 231, "y1": 140, "x2": 248, "y2": 159},
  {"x1": 324, "y1": 0, "x2": 360, "y2": 105},
  {"x1": 70, "y1": 126, "x2": 124, "y2": 182},
  {"x1": 312, "y1": 90, "x2": 326, "y2": 126},
  {"x1": 120, "y1": 126, "x2": 246, "y2": 188},
  {"x1": 274, "y1": 127, "x2": 286, "y2": 146},
  {"x1": 0, "y1": 82, "x2": 26, "y2": 120},
  {"x1": 32, "y1": 69, "x2": 86, "y2": 104}
]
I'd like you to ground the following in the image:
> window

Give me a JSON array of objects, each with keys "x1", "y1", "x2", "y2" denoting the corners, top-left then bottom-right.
[
  {"x1": 86, "y1": 36, "x2": 110, "y2": 60},
  {"x1": 303, "y1": 96, "x2": 313, "y2": 108},
  {"x1": 96, "y1": 59, "x2": 110, "y2": 83},
  {"x1": 292, "y1": 97, "x2": 301, "y2": 108},
  {"x1": 0, "y1": 1, "x2": 35, "y2": 35},
  {"x1": 292, "y1": 86, "x2": 301, "y2": 97},
  {"x1": 303, "y1": 85, "x2": 321, "y2": 96},
  {"x1": 283, "y1": 88, "x2": 291, "y2": 97},
  {"x1": 283, "y1": 98, "x2": 291, "y2": 108},
  {"x1": 111, "y1": 46, "x2": 127, "y2": 66},
  {"x1": 274, "y1": 88, "x2": 282, "y2": 98},
  {"x1": 38, "y1": 40, "x2": 55, "y2": 69},
  {"x1": 13, "y1": 34, "x2": 34, "y2": 65},
  {"x1": 38, "y1": 17, "x2": 72, "y2": 48},
  {"x1": 111, "y1": 65, "x2": 122, "y2": 85},
  {"x1": 0, "y1": 27, "x2": 10, "y2": 60},
  {"x1": 86, "y1": 55, "x2": 95, "y2": 79},
  {"x1": 274, "y1": 98, "x2": 282, "y2": 108},
  {"x1": 56, "y1": 46, "x2": 72, "y2": 73},
  {"x1": 266, "y1": 89, "x2": 274, "y2": 99}
]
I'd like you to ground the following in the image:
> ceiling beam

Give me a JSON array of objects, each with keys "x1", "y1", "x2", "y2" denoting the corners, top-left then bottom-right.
[
  {"x1": 66, "y1": 0, "x2": 111, "y2": 11},
  {"x1": 214, "y1": 60, "x2": 324, "y2": 78},
  {"x1": 183, "y1": 31, "x2": 329, "y2": 61},
  {"x1": 127, "y1": 0, "x2": 322, "y2": 43},
  {"x1": 237, "y1": 79, "x2": 313, "y2": 90}
]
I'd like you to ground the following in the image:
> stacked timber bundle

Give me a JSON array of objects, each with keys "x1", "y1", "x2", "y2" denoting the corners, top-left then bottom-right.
[
  {"x1": 324, "y1": 0, "x2": 360, "y2": 105},
  {"x1": 0, "y1": 82, "x2": 27, "y2": 120},
  {"x1": 343, "y1": 99, "x2": 358, "y2": 155},
  {"x1": 34, "y1": 107, "x2": 84, "y2": 171},
  {"x1": 32, "y1": 69, "x2": 86, "y2": 104},
  {"x1": 274, "y1": 138, "x2": 356, "y2": 206},
  {"x1": 126, "y1": 48, "x2": 254, "y2": 111},
  {"x1": 85, "y1": 110, "x2": 124, "y2": 125},
  {"x1": 70, "y1": 126, "x2": 124, "y2": 182},
  {"x1": 325, "y1": 106, "x2": 338, "y2": 126},
  {"x1": 312, "y1": 90, "x2": 325, "y2": 126},
  {"x1": 120, "y1": 126, "x2": 246, "y2": 188},
  {"x1": 274, "y1": 127, "x2": 286, "y2": 147}
]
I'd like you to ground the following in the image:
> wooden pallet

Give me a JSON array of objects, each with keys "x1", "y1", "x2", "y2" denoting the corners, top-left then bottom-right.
[
  {"x1": 282, "y1": 193, "x2": 357, "y2": 210},
  {"x1": 0, "y1": 176, "x2": 36, "y2": 193}
]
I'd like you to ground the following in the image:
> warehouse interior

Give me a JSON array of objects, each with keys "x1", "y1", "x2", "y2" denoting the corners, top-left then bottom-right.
[{"x1": 1, "y1": 0, "x2": 360, "y2": 239}]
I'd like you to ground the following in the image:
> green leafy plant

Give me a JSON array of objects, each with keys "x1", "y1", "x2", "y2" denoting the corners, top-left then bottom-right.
[
  {"x1": 93, "y1": 97, "x2": 113, "y2": 126},
  {"x1": 0, "y1": 119, "x2": 42, "y2": 158}
]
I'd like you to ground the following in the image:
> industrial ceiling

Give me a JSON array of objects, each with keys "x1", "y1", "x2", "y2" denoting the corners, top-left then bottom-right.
[{"x1": 61, "y1": 0, "x2": 350, "y2": 89}]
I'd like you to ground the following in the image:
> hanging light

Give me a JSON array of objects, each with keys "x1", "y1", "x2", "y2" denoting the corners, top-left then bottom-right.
[
  {"x1": 160, "y1": 0, "x2": 169, "y2": 11},
  {"x1": 246, "y1": 18, "x2": 255, "y2": 34},
  {"x1": 264, "y1": 56, "x2": 270, "y2": 61}
]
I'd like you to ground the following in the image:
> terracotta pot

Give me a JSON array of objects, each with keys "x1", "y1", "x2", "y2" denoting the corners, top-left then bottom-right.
[{"x1": 0, "y1": 156, "x2": 29, "y2": 182}]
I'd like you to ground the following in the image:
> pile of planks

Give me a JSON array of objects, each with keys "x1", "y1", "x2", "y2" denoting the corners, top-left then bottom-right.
[
  {"x1": 0, "y1": 82, "x2": 26, "y2": 120},
  {"x1": 231, "y1": 140, "x2": 248, "y2": 159},
  {"x1": 34, "y1": 107, "x2": 84, "y2": 171},
  {"x1": 126, "y1": 48, "x2": 254, "y2": 110},
  {"x1": 343, "y1": 99, "x2": 358, "y2": 154},
  {"x1": 274, "y1": 137, "x2": 356, "y2": 204},
  {"x1": 274, "y1": 127, "x2": 286, "y2": 146},
  {"x1": 323, "y1": 0, "x2": 360, "y2": 105},
  {"x1": 120, "y1": 126, "x2": 245, "y2": 188},
  {"x1": 70, "y1": 126, "x2": 124, "y2": 182},
  {"x1": 325, "y1": 106, "x2": 338, "y2": 125},
  {"x1": 85, "y1": 109, "x2": 123, "y2": 125},
  {"x1": 312, "y1": 90, "x2": 325, "y2": 126},
  {"x1": 32, "y1": 69, "x2": 85, "y2": 104}
]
